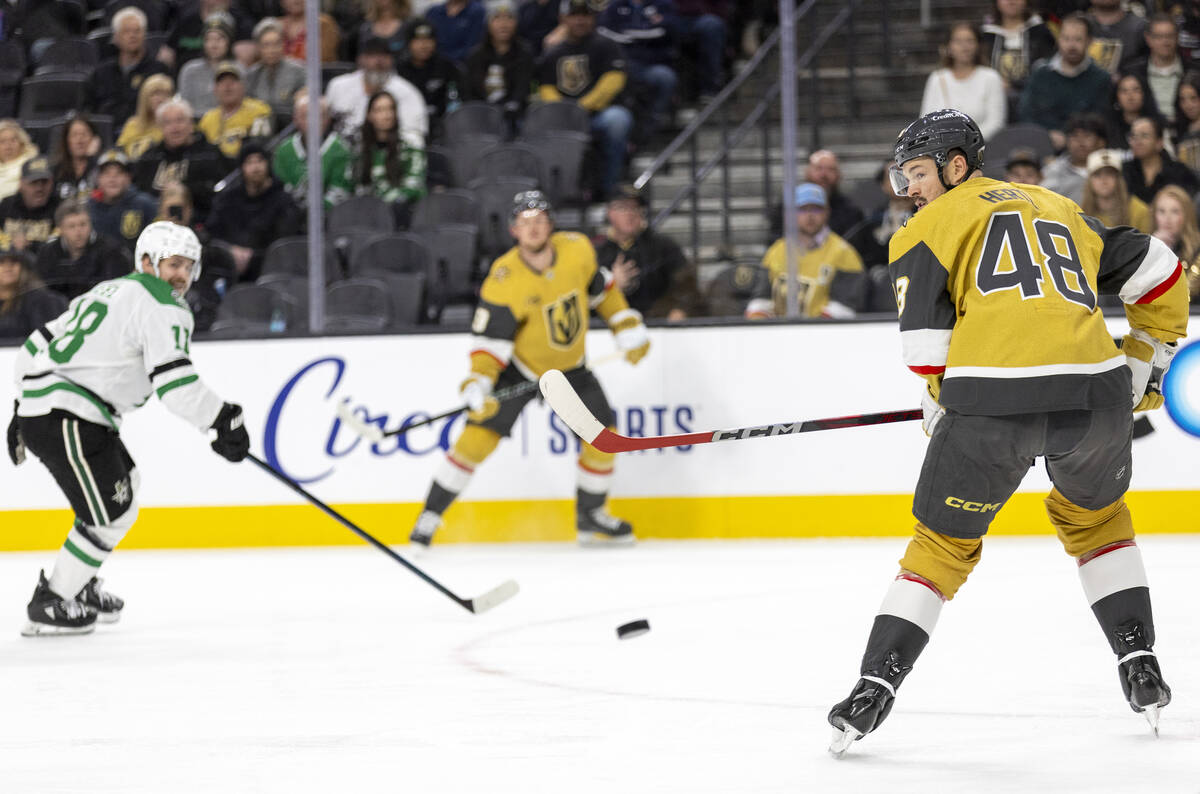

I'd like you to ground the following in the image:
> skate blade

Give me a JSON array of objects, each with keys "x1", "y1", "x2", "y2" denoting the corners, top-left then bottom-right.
[
  {"x1": 1142, "y1": 704, "x2": 1161, "y2": 737},
  {"x1": 97, "y1": 612, "x2": 121, "y2": 624},
  {"x1": 576, "y1": 531, "x2": 636, "y2": 548},
  {"x1": 20, "y1": 620, "x2": 96, "y2": 637},
  {"x1": 828, "y1": 723, "x2": 862, "y2": 758}
]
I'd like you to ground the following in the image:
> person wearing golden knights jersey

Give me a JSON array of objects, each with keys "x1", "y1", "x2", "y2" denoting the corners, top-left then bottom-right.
[
  {"x1": 827, "y1": 109, "x2": 1189, "y2": 754},
  {"x1": 409, "y1": 190, "x2": 651, "y2": 547}
]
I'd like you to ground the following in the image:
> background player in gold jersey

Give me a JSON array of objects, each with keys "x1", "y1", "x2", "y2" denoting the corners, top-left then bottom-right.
[
  {"x1": 828, "y1": 110, "x2": 1188, "y2": 754},
  {"x1": 409, "y1": 191, "x2": 651, "y2": 547}
]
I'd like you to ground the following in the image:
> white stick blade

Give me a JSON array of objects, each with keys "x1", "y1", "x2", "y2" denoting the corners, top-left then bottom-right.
[
  {"x1": 539, "y1": 369, "x2": 605, "y2": 443},
  {"x1": 470, "y1": 579, "x2": 519, "y2": 613},
  {"x1": 336, "y1": 400, "x2": 385, "y2": 443}
]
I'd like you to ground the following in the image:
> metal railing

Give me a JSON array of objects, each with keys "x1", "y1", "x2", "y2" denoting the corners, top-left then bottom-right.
[{"x1": 635, "y1": 0, "x2": 880, "y2": 262}]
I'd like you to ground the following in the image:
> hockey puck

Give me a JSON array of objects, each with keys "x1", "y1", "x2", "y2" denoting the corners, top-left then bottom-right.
[{"x1": 616, "y1": 619, "x2": 650, "y2": 640}]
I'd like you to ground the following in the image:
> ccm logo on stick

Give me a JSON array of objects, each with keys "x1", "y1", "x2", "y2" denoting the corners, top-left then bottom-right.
[{"x1": 944, "y1": 497, "x2": 1001, "y2": 513}]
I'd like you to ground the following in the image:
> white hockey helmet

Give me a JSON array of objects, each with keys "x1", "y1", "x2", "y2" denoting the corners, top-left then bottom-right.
[{"x1": 134, "y1": 221, "x2": 203, "y2": 284}]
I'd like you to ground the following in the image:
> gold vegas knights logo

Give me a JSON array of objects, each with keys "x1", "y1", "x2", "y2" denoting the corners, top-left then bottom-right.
[{"x1": 544, "y1": 290, "x2": 582, "y2": 349}]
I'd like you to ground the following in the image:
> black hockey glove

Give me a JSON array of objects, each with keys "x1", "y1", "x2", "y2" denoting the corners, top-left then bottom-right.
[
  {"x1": 7, "y1": 400, "x2": 25, "y2": 466},
  {"x1": 210, "y1": 402, "x2": 250, "y2": 462}
]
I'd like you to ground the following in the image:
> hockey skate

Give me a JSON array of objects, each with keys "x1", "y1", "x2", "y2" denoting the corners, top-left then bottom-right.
[
  {"x1": 21, "y1": 570, "x2": 97, "y2": 637},
  {"x1": 79, "y1": 576, "x2": 124, "y2": 624},
  {"x1": 409, "y1": 510, "x2": 442, "y2": 548},
  {"x1": 828, "y1": 650, "x2": 910, "y2": 757},
  {"x1": 576, "y1": 507, "x2": 634, "y2": 546},
  {"x1": 1114, "y1": 621, "x2": 1171, "y2": 735}
]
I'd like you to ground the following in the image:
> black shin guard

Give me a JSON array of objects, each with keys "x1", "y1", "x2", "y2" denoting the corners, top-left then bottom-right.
[{"x1": 424, "y1": 482, "x2": 458, "y2": 515}]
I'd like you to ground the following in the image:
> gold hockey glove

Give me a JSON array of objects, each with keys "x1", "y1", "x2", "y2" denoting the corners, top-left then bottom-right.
[
  {"x1": 460, "y1": 375, "x2": 500, "y2": 422},
  {"x1": 1123, "y1": 330, "x2": 1178, "y2": 412}
]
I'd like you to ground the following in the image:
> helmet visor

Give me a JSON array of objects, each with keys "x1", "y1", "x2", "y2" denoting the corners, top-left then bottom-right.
[{"x1": 889, "y1": 165, "x2": 910, "y2": 197}]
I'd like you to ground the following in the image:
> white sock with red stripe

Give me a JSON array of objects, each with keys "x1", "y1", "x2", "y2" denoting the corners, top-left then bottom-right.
[
  {"x1": 878, "y1": 573, "x2": 946, "y2": 637},
  {"x1": 1078, "y1": 540, "x2": 1148, "y2": 607}
]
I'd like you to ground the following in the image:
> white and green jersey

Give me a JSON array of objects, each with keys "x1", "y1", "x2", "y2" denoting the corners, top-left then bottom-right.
[{"x1": 14, "y1": 273, "x2": 224, "y2": 432}]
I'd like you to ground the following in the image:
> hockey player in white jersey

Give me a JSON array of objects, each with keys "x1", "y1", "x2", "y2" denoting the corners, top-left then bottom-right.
[{"x1": 6, "y1": 221, "x2": 250, "y2": 636}]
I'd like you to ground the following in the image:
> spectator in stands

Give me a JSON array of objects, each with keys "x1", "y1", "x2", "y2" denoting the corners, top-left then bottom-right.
[
  {"x1": 463, "y1": 1, "x2": 535, "y2": 133},
  {"x1": 206, "y1": 141, "x2": 301, "y2": 281},
  {"x1": 87, "y1": 7, "x2": 170, "y2": 129},
  {"x1": 747, "y1": 183, "x2": 863, "y2": 320},
  {"x1": 1086, "y1": 0, "x2": 1147, "y2": 76},
  {"x1": 599, "y1": 0, "x2": 680, "y2": 144},
  {"x1": 153, "y1": 182, "x2": 234, "y2": 331},
  {"x1": 594, "y1": 184, "x2": 704, "y2": 320},
  {"x1": 1004, "y1": 147, "x2": 1043, "y2": 184},
  {"x1": 327, "y1": 36, "x2": 429, "y2": 146},
  {"x1": 981, "y1": 0, "x2": 1056, "y2": 118},
  {"x1": 673, "y1": 1, "x2": 728, "y2": 103},
  {"x1": 87, "y1": 149, "x2": 159, "y2": 252},
  {"x1": 0, "y1": 121, "x2": 39, "y2": 203},
  {"x1": 165, "y1": 0, "x2": 255, "y2": 69},
  {"x1": 844, "y1": 161, "x2": 915, "y2": 272},
  {"x1": 0, "y1": 156, "x2": 59, "y2": 253},
  {"x1": 425, "y1": 0, "x2": 487, "y2": 64},
  {"x1": 1150, "y1": 184, "x2": 1200, "y2": 301},
  {"x1": 178, "y1": 13, "x2": 236, "y2": 116},
  {"x1": 1019, "y1": 13, "x2": 1110, "y2": 151},
  {"x1": 1124, "y1": 14, "x2": 1183, "y2": 127},
  {"x1": 34, "y1": 199, "x2": 127, "y2": 301},
  {"x1": 1123, "y1": 115, "x2": 1199, "y2": 203},
  {"x1": 920, "y1": 21, "x2": 1007, "y2": 140},
  {"x1": 274, "y1": 92, "x2": 356, "y2": 210},
  {"x1": 1106, "y1": 71, "x2": 1162, "y2": 151},
  {"x1": 0, "y1": 248, "x2": 66, "y2": 340},
  {"x1": 1080, "y1": 148, "x2": 1152, "y2": 232},
  {"x1": 279, "y1": 0, "x2": 341, "y2": 62},
  {"x1": 397, "y1": 20, "x2": 465, "y2": 140},
  {"x1": 245, "y1": 18, "x2": 307, "y2": 123},
  {"x1": 517, "y1": 0, "x2": 560, "y2": 56},
  {"x1": 1173, "y1": 70, "x2": 1200, "y2": 170},
  {"x1": 1178, "y1": 2, "x2": 1200, "y2": 71},
  {"x1": 198, "y1": 62, "x2": 274, "y2": 159},
  {"x1": 50, "y1": 113, "x2": 102, "y2": 204},
  {"x1": 538, "y1": 0, "x2": 632, "y2": 201},
  {"x1": 355, "y1": 91, "x2": 428, "y2": 225},
  {"x1": 805, "y1": 149, "x2": 863, "y2": 237},
  {"x1": 360, "y1": 0, "x2": 416, "y2": 61},
  {"x1": 132, "y1": 97, "x2": 233, "y2": 219},
  {"x1": 6, "y1": 1, "x2": 86, "y2": 61},
  {"x1": 116, "y1": 74, "x2": 174, "y2": 159},
  {"x1": 1040, "y1": 111, "x2": 1107, "y2": 203}
]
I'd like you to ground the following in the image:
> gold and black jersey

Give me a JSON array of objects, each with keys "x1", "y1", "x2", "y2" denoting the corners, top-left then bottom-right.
[
  {"x1": 889, "y1": 177, "x2": 1189, "y2": 415},
  {"x1": 467, "y1": 232, "x2": 635, "y2": 382}
]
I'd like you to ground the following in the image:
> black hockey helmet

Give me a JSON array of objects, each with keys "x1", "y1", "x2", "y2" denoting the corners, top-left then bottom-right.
[
  {"x1": 890, "y1": 108, "x2": 985, "y2": 195},
  {"x1": 510, "y1": 190, "x2": 554, "y2": 222}
]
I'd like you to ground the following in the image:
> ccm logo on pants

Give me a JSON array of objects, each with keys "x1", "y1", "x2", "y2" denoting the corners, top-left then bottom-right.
[{"x1": 944, "y1": 497, "x2": 1002, "y2": 513}]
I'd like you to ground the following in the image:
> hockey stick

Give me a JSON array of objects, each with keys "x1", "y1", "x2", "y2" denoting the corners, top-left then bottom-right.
[
  {"x1": 337, "y1": 351, "x2": 626, "y2": 443},
  {"x1": 246, "y1": 453, "x2": 519, "y2": 614},
  {"x1": 538, "y1": 368, "x2": 922, "y2": 453}
]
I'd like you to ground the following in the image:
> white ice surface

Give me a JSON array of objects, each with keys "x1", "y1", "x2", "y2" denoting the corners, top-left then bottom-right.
[{"x1": 1, "y1": 537, "x2": 1198, "y2": 793}]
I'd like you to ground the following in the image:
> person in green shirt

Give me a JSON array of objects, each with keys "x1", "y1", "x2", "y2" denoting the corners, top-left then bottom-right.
[
  {"x1": 355, "y1": 90, "x2": 427, "y2": 225},
  {"x1": 271, "y1": 92, "x2": 355, "y2": 211}
]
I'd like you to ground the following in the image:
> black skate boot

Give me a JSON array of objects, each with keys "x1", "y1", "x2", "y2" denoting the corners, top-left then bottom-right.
[
  {"x1": 828, "y1": 650, "x2": 909, "y2": 756},
  {"x1": 576, "y1": 507, "x2": 634, "y2": 546},
  {"x1": 79, "y1": 576, "x2": 124, "y2": 624},
  {"x1": 409, "y1": 510, "x2": 442, "y2": 548},
  {"x1": 21, "y1": 570, "x2": 97, "y2": 637},
  {"x1": 1113, "y1": 621, "x2": 1171, "y2": 735}
]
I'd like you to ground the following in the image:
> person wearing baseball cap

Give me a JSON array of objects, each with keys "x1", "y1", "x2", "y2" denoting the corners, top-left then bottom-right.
[
  {"x1": 197, "y1": 59, "x2": 274, "y2": 159},
  {"x1": 1080, "y1": 149, "x2": 1152, "y2": 232},
  {"x1": 398, "y1": 17, "x2": 465, "y2": 135},
  {"x1": 87, "y1": 148, "x2": 160, "y2": 251},
  {"x1": 1004, "y1": 147, "x2": 1043, "y2": 185},
  {"x1": 177, "y1": 12, "x2": 237, "y2": 116},
  {"x1": 746, "y1": 181, "x2": 865, "y2": 319},
  {"x1": 0, "y1": 156, "x2": 60, "y2": 254},
  {"x1": 326, "y1": 34, "x2": 429, "y2": 147}
]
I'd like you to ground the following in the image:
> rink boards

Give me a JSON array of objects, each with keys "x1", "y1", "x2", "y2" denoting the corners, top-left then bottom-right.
[{"x1": 2, "y1": 321, "x2": 1198, "y2": 549}]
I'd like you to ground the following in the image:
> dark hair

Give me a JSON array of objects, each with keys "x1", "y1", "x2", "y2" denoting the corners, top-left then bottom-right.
[
  {"x1": 52, "y1": 112, "x2": 99, "y2": 179},
  {"x1": 0, "y1": 252, "x2": 43, "y2": 316},
  {"x1": 991, "y1": 0, "x2": 1030, "y2": 22},
  {"x1": 1175, "y1": 70, "x2": 1200, "y2": 136},
  {"x1": 1133, "y1": 114, "x2": 1165, "y2": 141},
  {"x1": 939, "y1": 21, "x2": 985, "y2": 69},
  {"x1": 1147, "y1": 12, "x2": 1178, "y2": 35},
  {"x1": 358, "y1": 91, "x2": 404, "y2": 188},
  {"x1": 1112, "y1": 71, "x2": 1161, "y2": 118},
  {"x1": 1060, "y1": 12, "x2": 1092, "y2": 39},
  {"x1": 1064, "y1": 111, "x2": 1108, "y2": 142}
]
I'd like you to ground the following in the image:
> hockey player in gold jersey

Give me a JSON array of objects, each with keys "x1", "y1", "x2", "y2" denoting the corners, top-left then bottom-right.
[
  {"x1": 828, "y1": 110, "x2": 1188, "y2": 754},
  {"x1": 409, "y1": 191, "x2": 651, "y2": 547}
]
